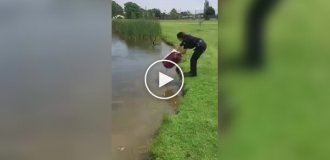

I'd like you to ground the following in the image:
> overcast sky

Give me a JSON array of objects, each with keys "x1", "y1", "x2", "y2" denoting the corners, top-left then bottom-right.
[{"x1": 114, "y1": 0, "x2": 218, "y2": 14}]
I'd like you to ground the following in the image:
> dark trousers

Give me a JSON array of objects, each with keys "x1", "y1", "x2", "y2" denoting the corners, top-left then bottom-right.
[
  {"x1": 245, "y1": 0, "x2": 279, "y2": 67},
  {"x1": 190, "y1": 42, "x2": 207, "y2": 75}
]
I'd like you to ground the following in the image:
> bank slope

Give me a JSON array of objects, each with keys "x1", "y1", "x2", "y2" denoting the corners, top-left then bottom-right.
[{"x1": 150, "y1": 20, "x2": 218, "y2": 160}]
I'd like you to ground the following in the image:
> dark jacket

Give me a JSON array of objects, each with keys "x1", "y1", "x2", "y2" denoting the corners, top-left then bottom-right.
[{"x1": 180, "y1": 35, "x2": 206, "y2": 50}]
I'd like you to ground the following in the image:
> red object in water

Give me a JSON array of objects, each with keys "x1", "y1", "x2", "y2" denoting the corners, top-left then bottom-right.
[{"x1": 163, "y1": 49, "x2": 182, "y2": 69}]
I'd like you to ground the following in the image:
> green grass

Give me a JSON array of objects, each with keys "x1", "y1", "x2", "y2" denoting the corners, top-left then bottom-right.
[
  {"x1": 150, "y1": 20, "x2": 218, "y2": 160},
  {"x1": 112, "y1": 19, "x2": 161, "y2": 41},
  {"x1": 220, "y1": 0, "x2": 330, "y2": 159}
]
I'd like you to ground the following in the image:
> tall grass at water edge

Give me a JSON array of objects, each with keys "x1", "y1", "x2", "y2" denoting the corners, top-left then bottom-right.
[{"x1": 112, "y1": 19, "x2": 161, "y2": 42}]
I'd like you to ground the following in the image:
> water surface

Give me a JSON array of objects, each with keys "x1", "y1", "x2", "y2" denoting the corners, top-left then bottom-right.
[{"x1": 112, "y1": 35, "x2": 180, "y2": 160}]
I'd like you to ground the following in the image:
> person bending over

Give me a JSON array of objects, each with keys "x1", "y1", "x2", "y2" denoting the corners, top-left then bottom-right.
[{"x1": 176, "y1": 32, "x2": 207, "y2": 77}]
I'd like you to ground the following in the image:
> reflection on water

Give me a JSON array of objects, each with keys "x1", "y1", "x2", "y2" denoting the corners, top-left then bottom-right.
[
  {"x1": 112, "y1": 35, "x2": 180, "y2": 160},
  {"x1": 0, "y1": 1, "x2": 110, "y2": 160}
]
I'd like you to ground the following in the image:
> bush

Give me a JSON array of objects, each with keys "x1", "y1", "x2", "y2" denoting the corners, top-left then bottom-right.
[{"x1": 112, "y1": 19, "x2": 161, "y2": 42}]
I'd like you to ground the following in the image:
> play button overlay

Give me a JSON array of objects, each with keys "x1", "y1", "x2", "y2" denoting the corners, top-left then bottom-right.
[
  {"x1": 158, "y1": 72, "x2": 174, "y2": 88},
  {"x1": 144, "y1": 60, "x2": 184, "y2": 100}
]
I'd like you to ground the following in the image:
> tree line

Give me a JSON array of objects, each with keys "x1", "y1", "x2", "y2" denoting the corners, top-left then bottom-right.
[{"x1": 112, "y1": 1, "x2": 216, "y2": 20}]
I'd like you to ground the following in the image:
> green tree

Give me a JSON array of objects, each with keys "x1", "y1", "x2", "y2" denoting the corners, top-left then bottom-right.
[
  {"x1": 112, "y1": 1, "x2": 124, "y2": 16},
  {"x1": 206, "y1": 6, "x2": 216, "y2": 17},
  {"x1": 161, "y1": 12, "x2": 168, "y2": 19},
  {"x1": 151, "y1": 8, "x2": 162, "y2": 19},
  {"x1": 203, "y1": 0, "x2": 216, "y2": 20},
  {"x1": 203, "y1": 0, "x2": 209, "y2": 20},
  {"x1": 146, "y1": 8, "x2": 161, "y2": 19},
  {"x1": 169, "y1": 8, "x2": 179, "y2": 19},
  {"x1": 124, "y1": 2, "x2": 142, "y2": 19}
]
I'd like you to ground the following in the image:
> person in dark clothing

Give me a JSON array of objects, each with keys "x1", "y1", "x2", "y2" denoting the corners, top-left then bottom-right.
[
  {"x1": 176, "y1": 32, "x2": 207, "y2": 77},
  {"x1": 245, "y1": 0, "x2": 279, "y2": 68}
]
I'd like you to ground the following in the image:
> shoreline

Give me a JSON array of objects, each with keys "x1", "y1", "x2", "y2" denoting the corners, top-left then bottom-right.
[{"x1": 150, "y1": 20, "x2": 218, "y2": 160}]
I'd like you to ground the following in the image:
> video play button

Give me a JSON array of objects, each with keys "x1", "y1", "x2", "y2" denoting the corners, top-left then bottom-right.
[
  {"x1": 158, "y1": 72, "x2": 174, "y2": 88},
  {"x1": 144, "y1": 60, "x2": 184, "y2": 100}
]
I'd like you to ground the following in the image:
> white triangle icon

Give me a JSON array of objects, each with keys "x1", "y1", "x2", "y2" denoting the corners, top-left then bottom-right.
[{"x1": 158, "y1": 72, "x2": 174, "y2": 88}]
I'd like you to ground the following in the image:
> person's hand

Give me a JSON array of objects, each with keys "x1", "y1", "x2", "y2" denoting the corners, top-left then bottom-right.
[
  {"x1": 180, "y1": 49, "x2": 187, "y2": 54},
  {"x1": 174, "y1": 52, "x2": 182, "y2": 58},
  {"x1": 176, "y1": 46, "x2": 186, "y2": 54},
  {"x1": 178, "y1": 48, "x2": 186, "y2": 55},
  {"x1": 175, "y1": 46, "x2": 182, "y2": 51}
]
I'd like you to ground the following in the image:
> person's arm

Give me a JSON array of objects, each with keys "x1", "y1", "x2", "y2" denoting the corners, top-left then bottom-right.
[
  {"x1": 176, "y1": 46, "x2": 186, "y2": 54},
  {"x1": 176, "y1": 41, "x2": 187, "y2": 54},
  {"x1": 179, "y1": 47, "x2": 187, "y2": 54}
]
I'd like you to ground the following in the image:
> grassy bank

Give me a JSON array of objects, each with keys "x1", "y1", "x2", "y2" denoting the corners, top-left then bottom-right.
[
  {"x1": 150, "y1": 20, "x2": 218, "y2": 160},
  {"x1": 112, "y1": 19, "x2": 161, "y2": 41}
]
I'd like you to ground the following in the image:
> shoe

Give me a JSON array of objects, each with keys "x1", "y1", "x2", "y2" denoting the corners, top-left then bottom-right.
[{"x1": 184, "y1": 72, "x2": 197, "y2": 77}]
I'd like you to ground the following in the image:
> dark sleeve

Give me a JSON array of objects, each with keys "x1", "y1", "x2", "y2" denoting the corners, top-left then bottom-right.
[
  {"x1": 180, "y1": 41, "x2": 184, "y2": 47},
  {"x1": 180, "y1": 40, "x2": 188, "y2": 49}
]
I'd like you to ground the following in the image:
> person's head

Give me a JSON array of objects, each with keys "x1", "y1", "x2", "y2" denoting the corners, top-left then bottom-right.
[{"x1": 177, "y1": 32, "x2": 188, "y2": 41}]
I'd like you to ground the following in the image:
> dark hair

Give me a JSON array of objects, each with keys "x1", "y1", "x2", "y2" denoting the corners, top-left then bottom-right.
[{"x1": 177, "y1": 32, "x2": 189, "y2": 39}]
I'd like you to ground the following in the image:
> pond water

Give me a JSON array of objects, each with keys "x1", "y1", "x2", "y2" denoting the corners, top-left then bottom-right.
[{"x1": 112, "y1": 35, "x2": 181, "y2": 160}]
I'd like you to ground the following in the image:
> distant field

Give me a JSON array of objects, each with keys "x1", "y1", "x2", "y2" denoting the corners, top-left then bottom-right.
[
  {"x1": 160, "y1": 19, "x2": 218, "y2": 25},
  {"x1": 150, "y1": 20, "x2": 218, "y2": 160}
]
